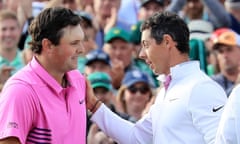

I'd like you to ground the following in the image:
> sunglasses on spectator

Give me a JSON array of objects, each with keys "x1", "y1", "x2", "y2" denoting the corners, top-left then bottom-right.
[{"x1": 127, "y1": 85, "x2": 149, "y2": 94}]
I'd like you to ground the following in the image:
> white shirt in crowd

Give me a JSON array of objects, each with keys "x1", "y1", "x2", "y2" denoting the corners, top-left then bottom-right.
[
  {"x1": 215, "y1": 84, "x2": 240, "y2": 144},
  {"x1": 91, "y1": 61, "x2": 227, "y2": 144}
]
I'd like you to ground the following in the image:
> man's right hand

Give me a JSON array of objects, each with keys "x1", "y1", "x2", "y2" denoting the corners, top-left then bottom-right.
[{"x1": 85, "y1": 79, "x2": 102, "y2": 113}]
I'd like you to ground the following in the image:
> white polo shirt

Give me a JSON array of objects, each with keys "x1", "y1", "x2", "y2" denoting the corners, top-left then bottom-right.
[
  {"x1": 215, "y1": 84, "x2": 240, "y2": 144},
  {"x1": 91, "y1": 61, "x2": 227, "y2": 144}
]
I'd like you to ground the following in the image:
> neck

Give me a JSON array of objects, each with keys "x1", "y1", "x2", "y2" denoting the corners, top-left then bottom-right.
[
  {"x1": 169, "y1": 53, "x2": 189, "y2": 69},
  {"x1": 223, "y1": 69, "x2": 239, "y2": 82},
  {"x1": 0, "y1": 47, "x2": 17, "y2": 61},
  {"x1": 35, "y1": 55, "x2": 66, "y2": 86}
]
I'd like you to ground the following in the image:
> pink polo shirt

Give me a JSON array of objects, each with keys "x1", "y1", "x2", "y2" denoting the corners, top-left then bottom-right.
[{"x1": 0, "y1": 57, "x2": 87, "y2": 144}]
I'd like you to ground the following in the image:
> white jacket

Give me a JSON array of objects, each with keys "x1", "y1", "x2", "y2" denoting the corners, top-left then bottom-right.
[
  {"x1": 215, "y1": 84, "x2": 240, "y2": 144},
  {"x1": 91, "y1": 61, "x2": 227, "y2": 144}
]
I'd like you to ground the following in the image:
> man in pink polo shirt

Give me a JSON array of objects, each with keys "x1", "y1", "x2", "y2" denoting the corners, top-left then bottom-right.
[{"x1": 0, "y1": 7, "x2": 87, "y2": 144}]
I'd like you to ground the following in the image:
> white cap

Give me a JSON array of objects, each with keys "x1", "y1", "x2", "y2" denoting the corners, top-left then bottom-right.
[{"x1": 188, "y1": 20, "x2": 214, "y2": 41}]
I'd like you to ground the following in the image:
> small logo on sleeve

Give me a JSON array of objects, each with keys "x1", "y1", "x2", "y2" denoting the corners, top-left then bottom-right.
[
  {"x1": 7, "y1": 122, "x2": 18, "y2": 129},
  {"x1": 212, "y1": 105, "x2": 224, "y2": 112}
]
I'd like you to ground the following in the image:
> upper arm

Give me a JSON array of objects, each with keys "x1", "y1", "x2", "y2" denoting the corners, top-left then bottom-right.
[
  {"x1": 0, "y1": 83, "x2": 36, "y2": 143},
  {"x1": 0, "y1": 137, "x2": 21, "y2": 144},
  {"x1": 215, "y1": 85, "x2": 240, "y2": 144},
  {"x1": 189, "y1": 81, "x2": 227, "y2": 144}
]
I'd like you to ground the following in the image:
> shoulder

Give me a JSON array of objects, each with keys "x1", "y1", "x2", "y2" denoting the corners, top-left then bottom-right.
[
  {"x1": 1, "y1": 79, "x2": 36, "y2": 104},
  {"x1": 189, "y1": 75, "x2": 227, "y2": 102},
  {"x1": 5, "y1": 66, "x2": 38, "y2": 86},
  {"x1": 191, "y1": 71, "x2": 224, "y2": 91}
]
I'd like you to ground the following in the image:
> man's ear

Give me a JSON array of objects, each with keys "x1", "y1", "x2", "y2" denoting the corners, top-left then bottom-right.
[
  {"x1": 42, "y1": 38, "x2": 53, "y2": 52},
  {"x1": 163, "y1": 34, "x2": 176, "y2": 49}
]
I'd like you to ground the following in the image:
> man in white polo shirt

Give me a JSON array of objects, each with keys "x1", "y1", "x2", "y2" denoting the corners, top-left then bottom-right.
[
  {"x1": 215, "y1": 30, "x2": 240, "y2": 144},
  {"x1": 85, "y1": 11, "x2": 227, "y2": 144}
]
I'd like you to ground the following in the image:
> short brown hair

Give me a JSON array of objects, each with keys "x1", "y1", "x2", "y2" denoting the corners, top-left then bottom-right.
[
  {"x1": 28, "y1": 7, "x2": 82, "y2": 54},
  {"x1": 0, "y1": 9, "x2": 18, "y2": 23}
]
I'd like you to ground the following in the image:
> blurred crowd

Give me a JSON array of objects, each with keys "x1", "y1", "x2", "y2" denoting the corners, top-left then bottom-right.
[{"x1": 0, "y1": 0, "x2": 239, "y2": 143}]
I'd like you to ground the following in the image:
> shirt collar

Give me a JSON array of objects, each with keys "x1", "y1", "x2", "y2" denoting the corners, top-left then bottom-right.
[
  {"x1": 157, "y1": 61, "x2": 200, "y2": 82},
  {"x1": 170, "y1": 61, "x2": 200, "y2": 81}
]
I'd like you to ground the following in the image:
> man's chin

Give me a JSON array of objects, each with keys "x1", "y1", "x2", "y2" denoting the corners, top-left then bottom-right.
[{"x1": 225, "y1": 67, "x2": 236, "y2": 74}]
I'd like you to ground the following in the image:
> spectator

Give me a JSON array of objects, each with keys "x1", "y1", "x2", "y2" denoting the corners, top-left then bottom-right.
[
  {"x1": 76, "y1": 11, "x2": 98, "y2": 73},
  {"x1": 166, "y1": 0, "x2": 230, "y2": 28},
  {"x1": 138, "y1": 0, "x2": 165, "y2": 21},
  {"x1": 77, "y1": 10, "x2": 97, "y2": 55},
  {"x1": 87, "y1": 72, "x2": 115, "y2": 108},
  {"x1": 211, "y1": 28, "x2": 240, "y2": 96},
  {"x1": 103, "y1": 27, "x2": 157, "y2": 89},
  {"x1": 0, "y1": 10, "x2": 24, "y2": 90},
  {"x1": 87, "y1": 72, "x2": 117, "y2": 144},
  {"x1": 224, "y1": 0, "x2": 240, "y2": 34},
  {"x1": 93, "y1": 0, "x2": 131, "y2": 49},
  {"x1": 84, "y1": 49, "x2": 111, "y2": 76},
  {"x1": 116, "y1": 70, "x2": 153, "y2": 122}
]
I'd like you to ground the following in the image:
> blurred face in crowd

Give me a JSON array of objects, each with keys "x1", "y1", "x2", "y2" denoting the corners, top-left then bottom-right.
[
  {"x1": 215, "y1": 44, "x2": 240, "y2": 75},
  {"x1": 124, "y1": 82, "x2": 151, "y2": 119},
  {"x1": 82, "y1": 27, "x2": 97, "y2": 54},
  {"x1": 93, "y1": 0, "x2": 121, "y2": 18},
  {"x1": 0, "y1": 18, "x2": 20, "y2": 51},
  {"x1": 93, "y1": 87, "x2": 112, "y2": 106},
  {"x1": 105, "y1": 39, "x2": 133, "y2": 69},
  {"x1": 185, "y1": 0, "x2": 204, "y2": 20},
  {"x1": 138, "y1": 1, "x2": 164, "y2": 21},
  {"x1": 84, "y1": 61, "x2": 111, "y2": 76}
]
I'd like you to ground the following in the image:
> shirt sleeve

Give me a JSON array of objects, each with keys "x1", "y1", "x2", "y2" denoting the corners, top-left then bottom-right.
[
  {"x1": 215, "y1": 85, "x2": 240, "y2": 144},
  {"x1": 188, "y1": 81, "x2": 227, "y2": 144},
  {"x1": 91, "y1": 104, "x2": 153, "y2": 144},
  {"x1": 0, "y1": 82, "x2": 36, "y2": 144}
]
